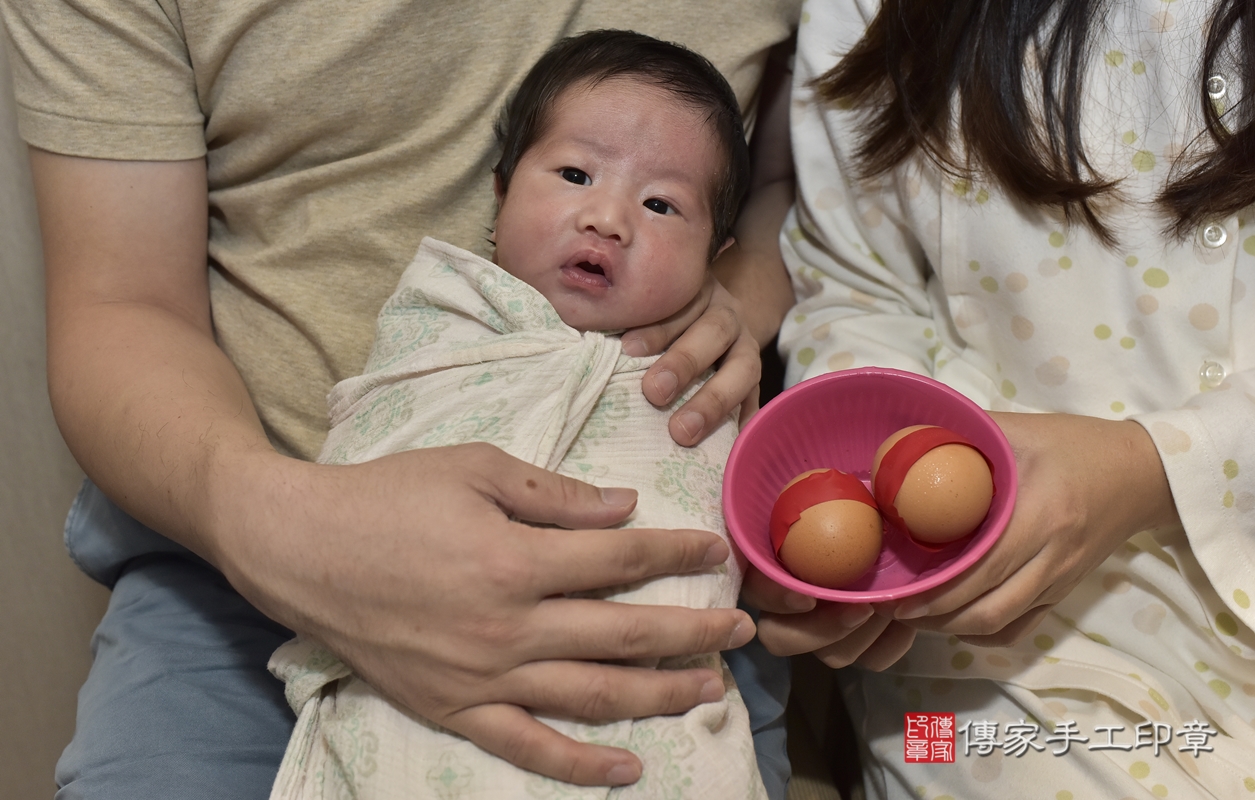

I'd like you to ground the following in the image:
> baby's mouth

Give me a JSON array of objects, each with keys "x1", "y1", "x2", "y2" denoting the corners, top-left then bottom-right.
[{"x1": 561, "y1": 254, "x2": 614, "y2": 288}]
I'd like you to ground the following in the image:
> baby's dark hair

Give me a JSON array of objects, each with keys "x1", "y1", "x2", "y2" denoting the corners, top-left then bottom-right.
[{"x1": 493, "y1": 29, "x2": 751, "y2": 262}]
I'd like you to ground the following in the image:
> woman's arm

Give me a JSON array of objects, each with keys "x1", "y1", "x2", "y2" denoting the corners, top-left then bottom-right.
[{"x1": 34, "y1": 148, "x2": 755, "y2": 786}]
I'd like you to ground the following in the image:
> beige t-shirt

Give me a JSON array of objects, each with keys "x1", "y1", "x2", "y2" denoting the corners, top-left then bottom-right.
[{"x1": 2, "y1": 0, "x2": 799, "y2": 459}]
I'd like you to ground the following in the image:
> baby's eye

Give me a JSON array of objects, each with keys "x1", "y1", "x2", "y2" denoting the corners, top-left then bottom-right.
[
  {"x1": 560, "y1": 168, "x2": 591, "y2": 186},
  {"x1": 643, "y1": 198, "x2": 674, "y2": 215}
]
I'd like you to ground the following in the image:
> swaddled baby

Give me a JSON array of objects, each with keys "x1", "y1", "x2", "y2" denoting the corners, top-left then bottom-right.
[{"x1": 269, "y1": 30, "x2": 767, "y2": 800}]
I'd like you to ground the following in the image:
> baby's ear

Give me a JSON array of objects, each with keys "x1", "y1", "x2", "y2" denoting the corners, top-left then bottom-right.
[{"x1": 714, "y1": 236, "x2": 735, "y2": 261}]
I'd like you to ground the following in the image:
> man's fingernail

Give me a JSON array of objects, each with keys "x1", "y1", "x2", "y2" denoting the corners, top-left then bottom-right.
[
  {"x1": 677, "y1": 411, "x2": 704, "y2": 441},
  {"x1": 702, "y1": 542, "x2": 728, "y2": 568},
  {"x1": 839, "y1": 604, "x2": 875, "y2": 627},
  {"x1": 652, "y1": 370, "x2": 678, "y2": 402},
  {"x1": 606, "y1": 763, "x2": 641, "y2": 785},
  {"x1": 599, "y1": 487, "x2": 636, "y2": 508},
  {"x1": 699, "y1": 676, "x2": 725, "y2": 703},
  {"x1": 785, "y1": 591, "x2": 817, "y2": 612},
  {"x1": 727, "y1": 616, "x2": 755, "y2": 649},
  {"x1": 621, "y1": 338, "x2": 648, "y2": 357},
  {"x1": 895, "y1": 604, "x2": 927, "y2": 620}
]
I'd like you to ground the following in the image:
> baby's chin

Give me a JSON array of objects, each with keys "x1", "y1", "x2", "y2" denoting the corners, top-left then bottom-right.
[
  {"x1": 555, "y1": 307, "x2": 663, "y2": 334},
  {"x1": 549, "y1": 290, "x2": 698, "y2": 333}
]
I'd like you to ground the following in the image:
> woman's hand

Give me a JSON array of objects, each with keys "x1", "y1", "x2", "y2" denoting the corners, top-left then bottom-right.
[
  {"x1": 740, "y1": 564, "x2": 917, "y2": 671},
  {"x1": 886, "y1": 412, "x2": 1181, "y2": 646},
  {"x1": 740, "y1": 411, "x2": 1182, "y2": 666},
  {"x1": 623, "y1": 275, "x2": 764, "y2": 445}
]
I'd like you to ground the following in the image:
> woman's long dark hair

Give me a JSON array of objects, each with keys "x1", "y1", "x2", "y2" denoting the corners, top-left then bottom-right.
[{"x1": 817, "y1": 0, "x2": 1255, "y2": 244}]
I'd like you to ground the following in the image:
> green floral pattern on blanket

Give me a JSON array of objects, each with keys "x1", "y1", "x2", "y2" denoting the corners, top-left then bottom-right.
[
  {"x1": 365, "y1": 292, "x2": 451, "y2": 371},
  {"x1": 472, "y1": 263, "x2": 564, "y2": 331},
  {"x1": 322, "y1": 698, "x2": 380, "y2": 793},
  {"x1": 426, "y1": 752, "x2": 476, "y2": 799},
  {"x1": 654, "y1": 446, "x2": 726, "y2": 536},
  {"x1": 418, "y1": 397, "x2": 516, "y2": 450},
  {"x1": 564, "y1": 384, "x2": 632, "y2": 462}
]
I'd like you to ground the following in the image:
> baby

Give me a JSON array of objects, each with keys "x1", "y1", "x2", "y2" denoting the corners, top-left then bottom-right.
[{"x1": 269, "y1": 30, "x2": 767, "y2": 800}]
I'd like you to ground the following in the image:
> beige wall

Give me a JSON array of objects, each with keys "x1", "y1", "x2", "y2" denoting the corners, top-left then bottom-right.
[{"x1": 0, "y1": 30, "x2": 110, "y2": 800}]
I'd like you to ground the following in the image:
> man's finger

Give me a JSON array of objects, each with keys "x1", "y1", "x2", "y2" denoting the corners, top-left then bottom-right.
[
  {"x1": 447, "y1": 703, "x2": 643, "y2": 786},
  {"x1": 462, "y1": 444, "x2": 640, "y2": 529},
  {"x1": 526, "y1": 596, "x2": 754, "y2": 661},
  {"x1": 620, "y1": 277, "x2": 713, "y2": 362},
  {"x1": 666, "y1": 327, "x2": 759, "y2": 446},
  {"x1": 522, "y1": 525, "x2": 731, "y2": 597},
  {"x1": 499, "y1": 658, "x2": 728, "y2": 722}
]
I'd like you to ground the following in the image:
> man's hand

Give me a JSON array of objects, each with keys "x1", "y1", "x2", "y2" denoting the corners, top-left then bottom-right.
[
  {"x1": 220, "y1": 443, "x2": 754, "y2": 785},
  {"x1": 623, "y1": 276, "x2": 764, "y2": 445}
]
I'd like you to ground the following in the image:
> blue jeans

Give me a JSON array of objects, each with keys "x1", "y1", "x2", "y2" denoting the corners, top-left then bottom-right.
[{"x1": 55, "y1": 479, "x2": 791, "y2": 799}]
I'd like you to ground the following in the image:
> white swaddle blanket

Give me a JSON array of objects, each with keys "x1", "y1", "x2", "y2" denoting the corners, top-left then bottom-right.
[{"x1": 268, "y1": 238, "x2": 765, "y2": 800}]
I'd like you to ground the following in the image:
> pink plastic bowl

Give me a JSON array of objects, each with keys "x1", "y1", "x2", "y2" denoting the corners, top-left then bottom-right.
[{"x1": 724, "y1": 367, "x2": 1017, "y2": 602}]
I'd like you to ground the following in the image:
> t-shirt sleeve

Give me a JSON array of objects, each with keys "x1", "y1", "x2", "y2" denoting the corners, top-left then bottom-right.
[{"x1": 1, "y1": 0, "x2": 205, "y2": 160}]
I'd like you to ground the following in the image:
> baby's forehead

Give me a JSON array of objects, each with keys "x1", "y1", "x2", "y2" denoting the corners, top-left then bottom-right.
[{"x1": 545, "y1": 76, "x2": 723, "y2": 149}]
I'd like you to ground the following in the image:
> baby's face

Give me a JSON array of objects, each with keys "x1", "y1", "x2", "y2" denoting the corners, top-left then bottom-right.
[{"x1": 494, "y1": 77, "x2": 727, "y2": 332}]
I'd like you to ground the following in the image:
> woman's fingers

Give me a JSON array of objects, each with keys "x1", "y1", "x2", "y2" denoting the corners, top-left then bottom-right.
[
  {"x1": 811, "y1": 614, "x2": 893, "y2": 668},
  {"x1": 956, "y1": 605, "x2": 1054, "y2": 648},
  {"x1": 739, "y1": 562, "x2": 818, "y2": 614},
  {"x1": 754, "y1": 602, "x2": 877, "y2": 657},
  {"x1": 853, "y1": 620, "x2": 917, "y2": 671}
]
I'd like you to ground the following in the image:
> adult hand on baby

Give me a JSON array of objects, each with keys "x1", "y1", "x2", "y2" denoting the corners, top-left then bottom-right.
[
  {"x1": 217, "y1": 442, "x2": 755, "y2": 787},
  {"x1": 740, "y1": 566, "x2": 917, "y2": 671},
  {"x1": 623, "y1": 274, "x2": 763, "y2": 446},
  {"x1": 885, "y1": 412, "x2": 1181, "y2": 646}
]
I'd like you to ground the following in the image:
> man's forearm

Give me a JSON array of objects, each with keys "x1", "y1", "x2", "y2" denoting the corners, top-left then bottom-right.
[
  {"x1": 717, "y1": 177, "x2": 795, "y2": 349},
  {"x1": 716, "y1": 35, "x2": 796, "y2": 349}
]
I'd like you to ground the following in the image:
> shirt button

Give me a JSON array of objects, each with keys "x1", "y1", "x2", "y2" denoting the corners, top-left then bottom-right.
[
  {"x1": 1202, "y1": 222, "x2": 1228, "y2": 248},
  {"x1": 1206, "y1": 74, "x2": 1227, "y2": 100},
  {"x1": 1201, "y1": 360, "x2": 1226, "y2": 387}
]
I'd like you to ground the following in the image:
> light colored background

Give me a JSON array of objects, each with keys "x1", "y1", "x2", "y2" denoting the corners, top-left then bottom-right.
[{"x1": 0, "y1": 29, "x2": 110, "y2": 800}]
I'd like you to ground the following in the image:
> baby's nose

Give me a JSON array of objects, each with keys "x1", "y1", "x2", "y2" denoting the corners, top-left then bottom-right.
[{"x1": 579, "y1": 192, "x2": 633, "y2": 243}]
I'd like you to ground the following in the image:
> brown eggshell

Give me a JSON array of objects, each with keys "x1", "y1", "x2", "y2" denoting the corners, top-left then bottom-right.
[
  {"x1": 777, "y1": 499, "x2": 882, "y2": 589},
  {"x1": 872, "y1": 425, "x2": 993, "y2": 544}
]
